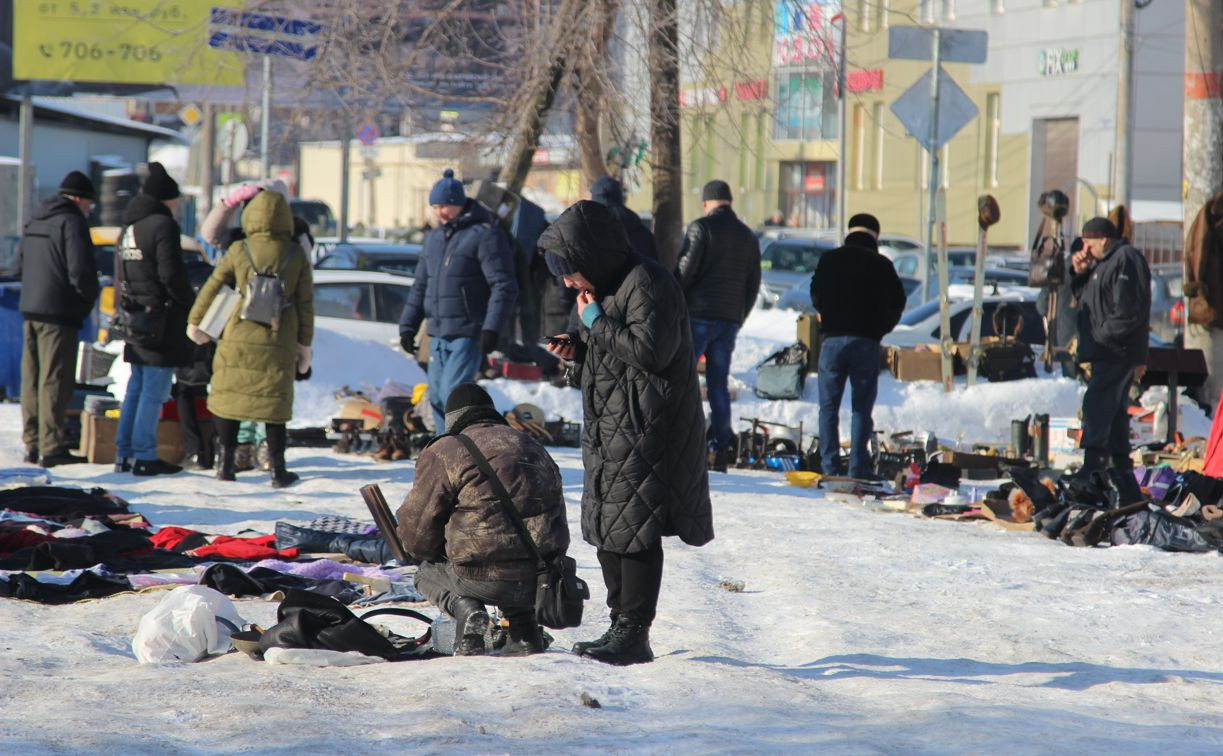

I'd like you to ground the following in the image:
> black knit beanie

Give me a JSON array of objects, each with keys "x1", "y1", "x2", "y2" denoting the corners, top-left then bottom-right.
[
  {"x1": 445, "y1": 382, "x2": 494, "y2": 415},
  {"x1": 58, "y1": 171, "x2": 96, "y2": 200},
  {"x1": 1081, "y1": 217, "x2": 1118, "y2": 239},
  {"x1": 142, "y1": 162, "x2": 180, "y2": 200}
]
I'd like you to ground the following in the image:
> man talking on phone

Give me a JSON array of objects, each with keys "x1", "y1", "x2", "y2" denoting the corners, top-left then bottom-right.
[{"x1": 541, "y1": 200, "x2": 712, "y2": 666}]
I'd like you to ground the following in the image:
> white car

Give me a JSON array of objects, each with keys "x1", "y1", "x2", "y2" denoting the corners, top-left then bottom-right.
[
  {"x1": 312, "y1": 269, "x2": 415, "y2": 346},
  {"x1": 883, "y1": 286, "x2": 1045, "y2": 349}
]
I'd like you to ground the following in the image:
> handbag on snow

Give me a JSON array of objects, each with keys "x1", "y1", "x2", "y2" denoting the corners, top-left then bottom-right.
[
  {"x1": 754, "y1": 342, "x2": 809, "y2": 400},
  {"x1": 256, "y1": 588, "x2": 439, "y2": 661},
  {"x1": 450, "y1": 432, "x2": 589, "y2": 630}
]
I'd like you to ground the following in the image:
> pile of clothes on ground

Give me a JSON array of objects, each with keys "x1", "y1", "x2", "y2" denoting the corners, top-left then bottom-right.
[{"x1": 0, "y1": 473, "x2": 417, "y2": 605}]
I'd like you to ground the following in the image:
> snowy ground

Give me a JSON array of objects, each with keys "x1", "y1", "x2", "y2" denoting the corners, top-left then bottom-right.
[{"x1": 3, "y1": 310, "x2": 1223, "y2": 753}]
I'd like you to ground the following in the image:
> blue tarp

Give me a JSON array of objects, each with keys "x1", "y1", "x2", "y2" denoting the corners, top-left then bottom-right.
[{"x1": 0, "y1": 283, "x2": 96, "y2": 400}]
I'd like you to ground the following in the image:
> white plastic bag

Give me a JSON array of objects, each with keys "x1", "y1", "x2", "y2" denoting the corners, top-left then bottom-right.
[
  {"x1": 263, "y1": 648, "x2": 384, "y2": 667},
  {"x1": 132, "y1": 585, "x2": 244, "y2": 664}
]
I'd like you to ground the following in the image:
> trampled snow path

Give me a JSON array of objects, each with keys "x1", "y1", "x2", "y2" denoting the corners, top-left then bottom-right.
[
  {"x1": 3, "y1": 308, "x2": 1222, "y2": 753},
  {"x1": 2, "y1": 395, "x2": 1223, "y2": 753}
]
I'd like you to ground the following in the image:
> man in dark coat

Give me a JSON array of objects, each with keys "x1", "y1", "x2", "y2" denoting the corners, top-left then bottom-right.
[
  {"x1": 1071, "y1": 216, "x2": 1151, "y2": 475},
  {"x1": 675, "y1": 179, "x2": 762, "y2": 471},
  {"x1": 541, "y1": 200, "x2": 713, "y2": 666},
  {"x1": 398, "y1": 383, "x2": 570, "y2": 656},
  {"x1": 589, "y1": 175, "x2": 656, "y2": 260},
  {"x1": 113, "y1": 162, "x2": 195, "y2": 477},
  {"x1": 18, "y1": 171, "x2": 99, "y2": 467},
  {"x1": 398, "y1": 169, "x2": 518, "y2": 431},
  {"x1": 810, "y1": 213, "x2": 906, "y2": 478}
]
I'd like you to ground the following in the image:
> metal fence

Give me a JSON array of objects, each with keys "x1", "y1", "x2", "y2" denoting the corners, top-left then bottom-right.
[{"x1": 1133, "y1": 221, "x2": 1184, "y2": 266}]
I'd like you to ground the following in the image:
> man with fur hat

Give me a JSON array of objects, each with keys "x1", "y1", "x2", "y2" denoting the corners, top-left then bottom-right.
[
  {"x1": 397, "y1": 383, "x2": 570, "y2": 656},
  {"x1": 1071, "y1": 216, "x2": 1151, "y2": 476},
  {"x1": 810, "y1": 213, "x2": 906, "y2": 479},
  {"x1": 674, "y1": 179, "x2": 761, "y2": 472},
  {"x1": 542, "y1": 200, "x2": 713, "y2": 666},
  {"x1": 113, "y1": 162, "x2": 195, "y2": 476},
  {"x1": 398, "y1": 169, "x2": 518, "y2": 432},
  {"x1": 18, "y1": 171, "x2": 99, "y2": 466}
]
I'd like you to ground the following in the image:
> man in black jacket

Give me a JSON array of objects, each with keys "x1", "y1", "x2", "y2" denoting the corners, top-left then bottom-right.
[
  {"x1": 113, "y1": 163, "x2": 195, "y2": 477},
  {"x1": 590, "y1": 176, "x2": 656, "y2": 260},
  {"x1": 674, "y1": 180, "x2": 762, "y2": 471},
  {"x1": 1071, "y1": 216, "x2": 1151, "y2": 474},
  {"x1": 542, "y1": 200, "x2": 713, "y2": 666},
  {"x1": 810, "y1": 213, "x2": 906, "y2": 478},
  {"x1": 18, "y1": 171, "x2": 99, "y2": 466}
]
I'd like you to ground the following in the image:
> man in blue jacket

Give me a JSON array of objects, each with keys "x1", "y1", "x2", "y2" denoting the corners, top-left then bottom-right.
[{"x1": 399, "y1": 169, "x2": 518, "y2": 432}]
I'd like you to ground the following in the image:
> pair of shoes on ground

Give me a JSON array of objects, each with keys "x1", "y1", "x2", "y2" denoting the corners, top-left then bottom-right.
[
  {"x1": 572, "y1": 614, "x2": 654, "y2": 666},
  {"x1": 36, "y1": 451, "x2": 87, "y2": 468},
  {"x1": 112, "y1": 457, "x2": 182, "y2": 476}
]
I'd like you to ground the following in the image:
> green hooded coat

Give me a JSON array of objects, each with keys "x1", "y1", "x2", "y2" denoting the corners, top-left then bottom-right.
[{"x1": 188, "y1": 191, "x2": 314, "y2": 424}]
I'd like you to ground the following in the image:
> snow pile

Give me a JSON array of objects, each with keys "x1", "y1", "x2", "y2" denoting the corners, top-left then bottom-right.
[{"x1": 292, "y1": 327, "x2": 427, "y2": 427}]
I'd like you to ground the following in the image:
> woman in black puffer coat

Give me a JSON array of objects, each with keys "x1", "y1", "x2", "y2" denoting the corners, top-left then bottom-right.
[{"x1": 541, "y1": 200, "x2": 713, "y2": 666}]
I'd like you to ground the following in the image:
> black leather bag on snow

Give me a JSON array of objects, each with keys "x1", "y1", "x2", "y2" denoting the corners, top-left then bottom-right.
[
  {"x1": 979, "y1": 303, "x2": 1036, "y2": 382},
  {"x1": 257, "y1": 588, "x2": 439, "y2": 660},
  {"x1": 450, "y1": 432, "x2": 589, "y2": 630},
  {"x1": 755, "y1": 342, "x2": 809, "y2": 400}
]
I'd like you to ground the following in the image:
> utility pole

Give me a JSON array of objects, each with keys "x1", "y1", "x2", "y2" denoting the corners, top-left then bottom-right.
[
  {"x1": 835, "y1": 12, "x2": 847, "y2": 239},
  {"x1": 202, "y1": 102, "x2": 216, "y2": 214},
  {"x1": 339, "y1": 133, "x2": 351, "y2": 243},
  {"x1": 923, "y1": 28, "x2": 942, "y2": 304},
  {"x1": 1114, "y1": 0, "x2": 1135, "y2": 210},
  {"x1": 1182, "y1": 0, "x2": 1223, "y2": 407},
  {"x1": 260, "y1": 55, "x2": 272, "y2": 179}
]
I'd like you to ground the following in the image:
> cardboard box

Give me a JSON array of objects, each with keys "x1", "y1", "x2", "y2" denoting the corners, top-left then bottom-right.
[
  {"x1": 796, "y1": 313, "x2": 820, "y2": 373},
  {"x1": 78, "y1": 412, "x2": 211, "y2": 465},
  {"x1": 337, "y1": 397, "x2": 383, "y2": 430},
  {"x1": 887, "y1": 346, "x2": 943, "y2": 382}
]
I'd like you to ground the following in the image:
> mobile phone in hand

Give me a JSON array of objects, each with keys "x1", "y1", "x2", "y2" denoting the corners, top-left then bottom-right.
[{"x1": 546, "y1": 335, "x2": 572, "y2": 347}]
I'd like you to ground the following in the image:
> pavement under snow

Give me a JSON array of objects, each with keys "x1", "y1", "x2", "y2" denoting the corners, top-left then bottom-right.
[{"x1": 2, "y1": 308, "x2": 1221, "y2": 753}]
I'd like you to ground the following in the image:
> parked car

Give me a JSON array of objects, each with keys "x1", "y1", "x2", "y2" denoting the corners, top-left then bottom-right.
[
  {"x1": 883, "y1": 287, "x2": 1046, "y2": 349},
  {"x1": 758, "y1": 235, "x2": 839, "y2": 307},
  {"x1": 289, "y1": 198, "x2": 337, "y2": 238},
  {"x1": 776, "y1": 273, "x2": 921, "y2": 313},
  {"x1": 883, "y1": 246, "x2": 980, "y2": 280},
  {"x1": 1150, "y1": 263, "x2": 1184, "y2": 344},
  {"x1": 315, "y1": 242, "x2": 422, "y2": 275},
  {"x1": 312, "y1": 269, "x2": 415, "y2": 345}
]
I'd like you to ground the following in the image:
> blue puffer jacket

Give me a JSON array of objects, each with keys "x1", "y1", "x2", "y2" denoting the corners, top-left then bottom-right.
[{"x1": 398, "y1": 200, "x2": 518, "y2": 340}]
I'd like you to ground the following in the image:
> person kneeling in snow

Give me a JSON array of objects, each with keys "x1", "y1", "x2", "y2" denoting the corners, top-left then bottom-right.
[{"x1": 396, "y1": 383, "x2": 571, "y2": 656}]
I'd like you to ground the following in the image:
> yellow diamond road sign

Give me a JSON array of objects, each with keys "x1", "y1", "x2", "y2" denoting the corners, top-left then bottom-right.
[{"x1": 178, "y1": 103, "x2": 203, "y2": 127}]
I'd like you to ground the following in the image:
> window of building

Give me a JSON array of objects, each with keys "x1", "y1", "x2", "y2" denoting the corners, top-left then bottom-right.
[
  {"x1": 858, "y1": 0, "x2": 872, "y2": 31},
  {"x1": 703, "y1": 115, "x2": 717, "y2": 185},
  {"x1": 755, "y1": 112, "x2": 767, "y2": 189},
  {"x1": 984, "y1": 93, "x2": 1000, "y2": 188},
  {"x1": 739, "y1": 112, "x2": 751, "y2": 189},
  {"x1": 881, "y1": 0, "x2": 890, "y2": 27},
  {"x1": 852, "y1": 103, "x2": 865, "y2": 190},
  {"x1": 772, "y1": 71, "x2": 831, "y2": 140},
  {"x1": 942, "y1": 0, "x2": 955, "y2": 21},
  {"x1": 689, "y1": 118, "x2": 705, "y2": 185},
  {"x1": 872, "y1": 102, "x2": 885, "y2": 189},
  {"x1": 918, "y1": 0, "x2": 934, "y2": 24}
]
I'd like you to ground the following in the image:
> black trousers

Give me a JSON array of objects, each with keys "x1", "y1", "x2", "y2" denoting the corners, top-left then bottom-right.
[
  {"x1": 414, "y1": 561, "x2": 535, "y2": 621},
  {"x1": 174, "y1": 383, "x2": 210, "y2": 461},
  {"x1": 596, "y1": 541, "x2": 664, "y2": 627},
  {"x1": 1080, "y1": 360, "x2": 1136, "y2": 459},
  {"x1": 214, "y1": 417, "x2": 287, "y2": 457}
]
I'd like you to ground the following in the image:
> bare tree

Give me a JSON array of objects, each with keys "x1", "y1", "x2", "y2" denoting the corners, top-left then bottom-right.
[{"x1": 649, "y1": 0, "x2": 683, "y2": 269}]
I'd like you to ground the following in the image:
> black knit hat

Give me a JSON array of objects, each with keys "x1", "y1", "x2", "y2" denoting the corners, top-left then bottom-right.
[
  {"x1": 1081, "y1": 217, "x2": 1118, "y2": 239},
  {"x1": 847, "y1": 213, "x2": 880, "y2": 235},
  {"x1": 702, "y1": 180, "x2": 732, "y2": 202},
  {"x1": 142, "y1": 162, "x2": 180, "y2": 200},
  {"x1": 445, "y1": 382, "x2": 494, "y2": 415},
  {"x1": 58, "y1": 170, "x2": 96, "y2": 200}
]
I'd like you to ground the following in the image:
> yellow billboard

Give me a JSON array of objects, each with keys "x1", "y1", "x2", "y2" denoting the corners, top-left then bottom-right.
[{"x1": 14, "y1": 1, "x2": 246, "y2": 86}]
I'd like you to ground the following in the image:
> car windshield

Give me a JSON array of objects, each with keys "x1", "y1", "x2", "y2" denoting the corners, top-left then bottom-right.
[
  {"x1": 292, "y1": 201, "x2": 334, "y2": 228},
  {"x1": 762, "y1": 241, "x2": 833, "y2": 273}
]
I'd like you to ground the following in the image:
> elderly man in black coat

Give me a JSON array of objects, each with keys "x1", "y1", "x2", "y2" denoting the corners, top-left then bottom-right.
[{"x1": 541, "y1": 200, "x2": 713, "y2": 666}]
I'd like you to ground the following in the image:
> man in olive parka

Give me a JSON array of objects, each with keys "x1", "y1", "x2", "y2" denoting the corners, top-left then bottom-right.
[
  {"x1": 187, "y1": 190, "x2": 314, "y2": 487},
  {"x1": 541, "y1": 200, "x2": 713, "y2": 666}
]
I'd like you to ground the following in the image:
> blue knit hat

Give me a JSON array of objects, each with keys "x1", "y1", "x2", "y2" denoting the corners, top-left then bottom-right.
[{"x1": 429, "y1": 168, "x2": 465, "y2": 206}]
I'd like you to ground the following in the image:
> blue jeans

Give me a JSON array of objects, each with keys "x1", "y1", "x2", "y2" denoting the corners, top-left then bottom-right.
[
  {"x1": 427, "y1": 336, "x2": 484, "y2": 432},
  {"x1": 818, "y1": 336, "x2": 881, "y2": 478},
  {"x1": 116, "y1": 364, "x2": 175, "y2": 461},
  {"x1": 691, "y1": 318, "x2": 740, "y2": 451}
]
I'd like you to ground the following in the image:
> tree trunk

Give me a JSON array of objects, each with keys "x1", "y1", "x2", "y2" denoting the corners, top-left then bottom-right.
[
  {"x1": 649, "y1": 0, "x2": 683, "y2": 270},
  {"x1": 499, "y1": 0, "x2": 585, "y2": 199},
  {"x1": 574, "y1": 0, "x2": 619, "y2": 190}
]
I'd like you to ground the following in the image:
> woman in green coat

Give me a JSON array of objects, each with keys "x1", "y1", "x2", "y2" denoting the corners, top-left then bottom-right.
[{"x1": 187, "y1": 190, "x2": 314, "y2": 487}]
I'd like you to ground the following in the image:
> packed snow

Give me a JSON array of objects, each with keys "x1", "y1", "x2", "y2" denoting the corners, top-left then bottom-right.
[{"x1": 3, "y1": 307, "x2": 1222, "y2": 753}]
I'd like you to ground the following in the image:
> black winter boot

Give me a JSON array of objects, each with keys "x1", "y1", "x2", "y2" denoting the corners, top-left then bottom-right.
[
  {"x1": 450, "y1": 597, "x2": 489, "y2": 656},
  {"x1": 581, "y1": 615, "x2": 654, "y2": 666},
  {"x1": 500, "y1": 612, "x2": 547, "y2": 657},
  {"x1": 273, "y1": 522, "x2": 335, "y2": 552},
  {"x1": 572, "y1": 613, "x2": 618, "y2": 655},
  {"x1": 216, "y1": 446, "x2": 236, "y2": 481},
  {"x1": 270, "y1": 450, "x2": 299, "y2": 489}
]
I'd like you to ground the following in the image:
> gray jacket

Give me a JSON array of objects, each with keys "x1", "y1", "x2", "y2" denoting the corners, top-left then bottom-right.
[{"x1": 1071, "y1": 240, "x2": 1151, "y2": 364}]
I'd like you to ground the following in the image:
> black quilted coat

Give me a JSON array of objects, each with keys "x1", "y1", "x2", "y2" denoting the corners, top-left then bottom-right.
[{"x1": 538, "y1": 201, "x2": 713, "y2": 554}]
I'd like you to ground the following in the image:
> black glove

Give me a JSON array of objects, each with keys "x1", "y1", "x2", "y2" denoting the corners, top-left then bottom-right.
[
  {"x1": 400, "y1": 331, "x2": 417, "y2": 355},
  {"x1": 480, "y1": 329, "x2": 499, "y2": 355}
]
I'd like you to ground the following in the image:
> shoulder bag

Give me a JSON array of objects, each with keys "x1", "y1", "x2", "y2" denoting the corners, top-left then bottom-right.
[{"x1": 450, "y1": 432, "x2": 589, "y2": 629}]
